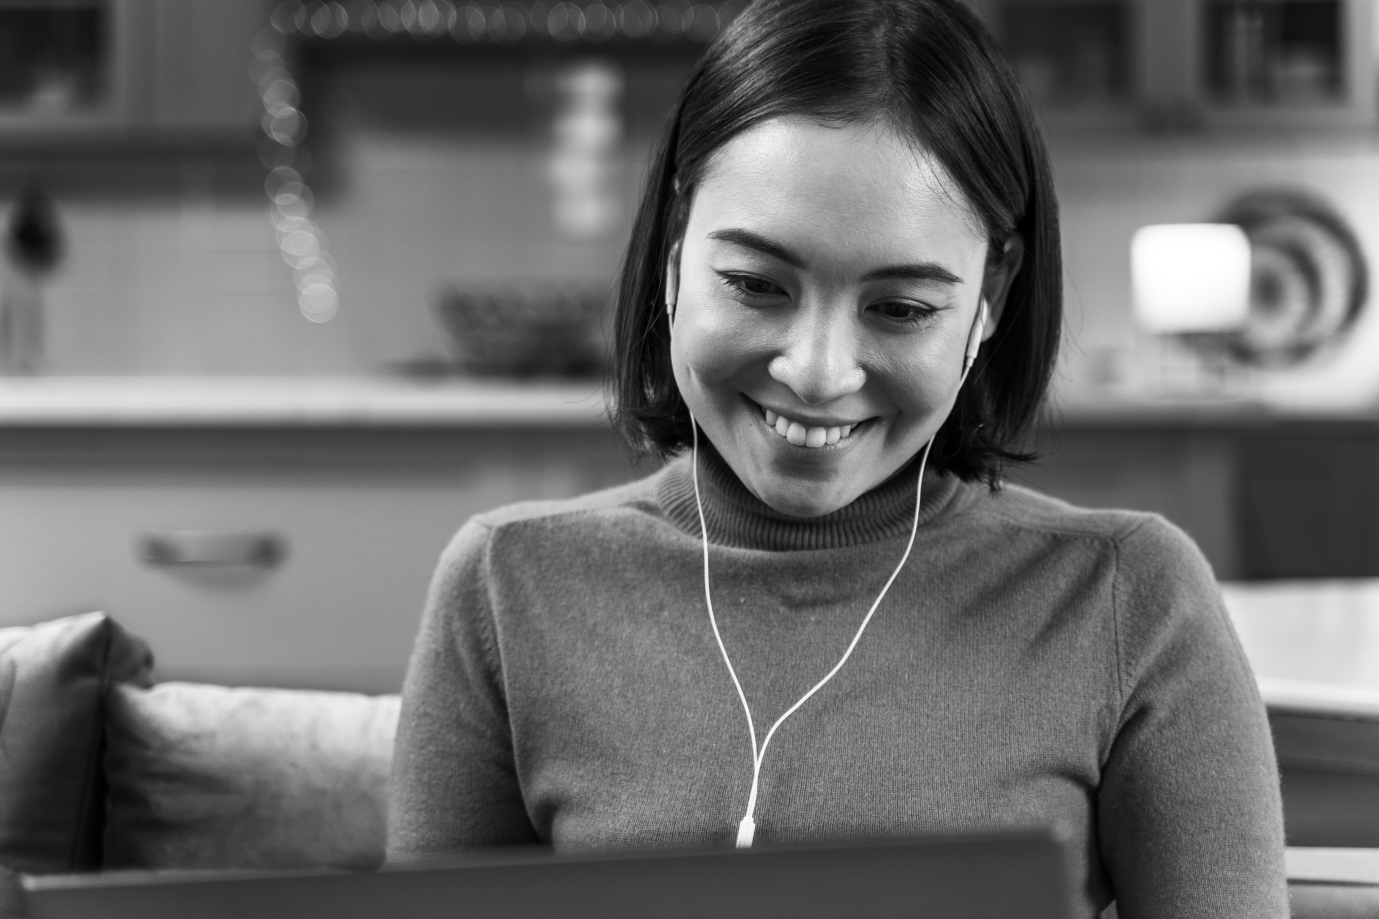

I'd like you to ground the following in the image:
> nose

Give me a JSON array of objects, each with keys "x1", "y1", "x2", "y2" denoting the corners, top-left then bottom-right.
[{"x1": 766, "y1": 301, "x2": 866, "y2": 405}]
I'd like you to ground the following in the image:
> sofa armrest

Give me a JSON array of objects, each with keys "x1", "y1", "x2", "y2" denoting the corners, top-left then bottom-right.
[{"x1": 0, "y1": 614, "x2": 153, "y2": 874}]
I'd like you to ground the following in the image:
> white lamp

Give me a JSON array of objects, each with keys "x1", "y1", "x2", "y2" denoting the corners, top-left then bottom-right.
[{"x1": 1131, "y1": 224, "x2": 1252, "y2": 334}]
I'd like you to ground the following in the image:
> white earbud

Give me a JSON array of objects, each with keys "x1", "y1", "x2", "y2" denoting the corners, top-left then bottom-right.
[
  {"x1": 963, "y1": 298, "x2": 989, "y2": 376},
  {"x1": 665, "y1": 241, "x2": 681, "y2": 332}
]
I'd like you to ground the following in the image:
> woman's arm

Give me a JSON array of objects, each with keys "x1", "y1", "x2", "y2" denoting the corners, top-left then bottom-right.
[
  {"x1": 387, "y1": 520, "x2": 540, "y2": 861},
  {"x1": 1097, "y1": 517, "x2": 1287, "y2": 918}
]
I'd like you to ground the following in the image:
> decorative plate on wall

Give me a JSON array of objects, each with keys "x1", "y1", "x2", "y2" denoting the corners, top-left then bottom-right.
[{"x1": 1192, "y1": 188, "x2": 1368, "y2": 368}]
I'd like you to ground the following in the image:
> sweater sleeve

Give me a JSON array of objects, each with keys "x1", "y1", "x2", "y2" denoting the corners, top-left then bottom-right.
[
  {"x1": 1097, "y1": 517, "x2": 1287, "y2": 919},
  {"x1": 386, "y1": 519, "x2": 540, "y2": 861}
]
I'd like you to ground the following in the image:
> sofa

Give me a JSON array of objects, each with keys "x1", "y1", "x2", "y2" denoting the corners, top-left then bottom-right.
[
  {"x1": 3, "y1": 611, "x2": 1379, "y2": 919},
  {"x1": 0, "y1": 613, "x2": 399, "y2": 917}
]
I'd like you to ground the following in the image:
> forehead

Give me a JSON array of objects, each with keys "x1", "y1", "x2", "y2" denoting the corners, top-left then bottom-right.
[{"x1": 689, "y1": 116, "x2": 988, "y2": 258}]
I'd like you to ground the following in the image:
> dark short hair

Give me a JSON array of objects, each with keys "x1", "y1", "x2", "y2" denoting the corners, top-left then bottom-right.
[{"x1": 610, "y1": 0, "x2": 1061, "y2": 486}]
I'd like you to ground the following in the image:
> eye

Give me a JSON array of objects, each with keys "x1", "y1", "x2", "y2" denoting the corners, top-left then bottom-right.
[
  {"x1": 870, "y1": 300, "x2": 938, "y2": 326},
  {"x1": 718, "y1": 272, "x2": 788, "y2": 300}
]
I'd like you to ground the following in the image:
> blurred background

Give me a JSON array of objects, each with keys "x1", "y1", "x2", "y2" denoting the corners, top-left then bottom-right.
[{"x1": 0, "y1": 0, "x2": 1377, "y2": 696}]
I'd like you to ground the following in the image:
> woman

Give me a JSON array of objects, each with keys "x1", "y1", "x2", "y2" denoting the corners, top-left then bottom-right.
[{"x1": 388, "y1": 1, "x2": 1287, "y2": 915}]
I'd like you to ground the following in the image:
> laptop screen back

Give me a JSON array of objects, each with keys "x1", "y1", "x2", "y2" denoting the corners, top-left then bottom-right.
[{"x1": 24, "y1": 831, "x2": 1071, "y2": 919}]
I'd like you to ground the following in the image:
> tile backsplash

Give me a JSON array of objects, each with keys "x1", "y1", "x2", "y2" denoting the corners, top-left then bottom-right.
[
  {"x1": 13, "y1": 131, "x2": 638, "y2": 376},
  {"x1": 1, "y1": 47, "x2": 691, "y2": 377}
]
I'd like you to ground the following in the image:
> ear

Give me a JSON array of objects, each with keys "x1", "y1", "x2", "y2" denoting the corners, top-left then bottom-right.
[
  {"x1": 979, "y1": 235, "x2": 1025, "y2": 341},
  {"x1": 664, "y1": 239, "x2": 682, "y2": 327}
]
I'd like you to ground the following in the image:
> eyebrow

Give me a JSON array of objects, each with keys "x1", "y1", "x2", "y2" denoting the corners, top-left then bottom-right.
[{"x1": 706, "y1": 227, "x2": 964, "y2": 285}]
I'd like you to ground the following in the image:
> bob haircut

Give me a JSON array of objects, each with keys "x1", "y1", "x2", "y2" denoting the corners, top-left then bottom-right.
[{"x1": 611, "y1": 0, "x2": 1061, "y2": 486}]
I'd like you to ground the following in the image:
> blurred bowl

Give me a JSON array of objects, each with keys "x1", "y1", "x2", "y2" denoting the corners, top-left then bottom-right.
[{"x1": 433, "y1": 283, "x2": 609, "y2": 378}]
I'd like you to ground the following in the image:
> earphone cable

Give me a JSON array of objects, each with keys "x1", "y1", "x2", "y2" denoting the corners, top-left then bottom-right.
[
  {"x1": 688, "y1": 299, "x2": 983, "y2": 850},
  {"x1": 691, "y1": 418, "x2": 933, "y2": 849}
]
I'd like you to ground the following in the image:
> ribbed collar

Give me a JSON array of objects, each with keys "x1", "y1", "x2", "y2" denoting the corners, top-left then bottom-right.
[{"x1": 657, "y1": 443, "x2": 964, "y2": 552}]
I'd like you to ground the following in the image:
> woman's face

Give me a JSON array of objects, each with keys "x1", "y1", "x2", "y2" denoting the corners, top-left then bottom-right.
[{"x1": 668, "y1": 116, "x2": 1019, "y2": 518}]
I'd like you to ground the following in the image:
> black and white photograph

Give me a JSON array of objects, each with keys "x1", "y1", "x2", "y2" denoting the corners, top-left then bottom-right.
[{"x1": 1, "y1": 0, "x2": 1378, "y2": 916}]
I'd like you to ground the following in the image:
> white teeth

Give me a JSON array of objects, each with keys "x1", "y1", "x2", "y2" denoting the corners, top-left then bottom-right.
[{"x1": 760, "y1": 405, "x2": 861, "y2": 449}]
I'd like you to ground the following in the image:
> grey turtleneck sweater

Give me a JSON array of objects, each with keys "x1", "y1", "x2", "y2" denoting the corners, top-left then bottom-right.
[{"x1": 387, "y1": 449, "x2": 1287, "y2": 919}]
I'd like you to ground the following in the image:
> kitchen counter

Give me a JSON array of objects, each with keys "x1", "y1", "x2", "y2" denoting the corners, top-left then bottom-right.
[
  {"x1": 1225, "y1": 579, "x2": 1379, "y2": 715},
  {"x1": 1047, "y1": 392, "x2": 1379, "y2": 430},
  {"x1": 0, "y1": 376, "x2": 611, "y2": 428}
]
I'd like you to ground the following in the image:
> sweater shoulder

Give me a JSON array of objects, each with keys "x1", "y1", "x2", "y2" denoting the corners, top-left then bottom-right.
[
  {"x1": 969, "y1": 480, "x2": 1214, "y2": 580},
  {"x1": 967, "y1": 480, "x2": 1160, "y2": 544},
  {"x1": 467, "y1": 467, "x2": 666, "y2": 534},
  {"x1": 973, "y1": 485, "x2": 1235, "y2": 708}
]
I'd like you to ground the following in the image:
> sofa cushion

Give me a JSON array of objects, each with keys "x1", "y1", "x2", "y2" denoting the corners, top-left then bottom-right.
[
  {"x1": 0, "y1": 613, "x2": 153, "y2": 872},
  {"x1": 102, "y1": 682, "x2": 400, "y2": 871}
]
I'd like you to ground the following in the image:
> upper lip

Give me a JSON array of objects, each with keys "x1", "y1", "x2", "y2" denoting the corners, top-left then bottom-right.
[{"x1": 751, "y1": 398, "x2": 868, "y2": 428}]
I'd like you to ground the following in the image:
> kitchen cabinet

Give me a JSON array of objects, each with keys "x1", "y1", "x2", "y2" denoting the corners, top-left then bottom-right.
[
  {"x1": 0, "y1": 379, "x2": 642, "y2": 694},
  {"x1": 1016, "y1": 404, "x2": 1379, "y2": 581},
  {"x1": 972, "y1": 0, "x2": 1378, "y2": 131},
  {"x1": 0, "y1": 426, "x2": 640, "y2": 694},
  {"x1": 0, "y1": 0, "x2": 147, "y2": 140},
  {"x1": 0, "y1": 0, "x2": 268, "y2": 146},
  {"x1": 149, "y1": 0, "x2": 270, "y2": 136},
  {"x1": 1236, "y1": 423, "x2": 1379, "y2": 579}
]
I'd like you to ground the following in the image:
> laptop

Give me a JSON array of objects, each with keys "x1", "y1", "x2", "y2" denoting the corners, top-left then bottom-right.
[{"x1": 23, "y1": 830, "x2": 1071, "y2": 919}]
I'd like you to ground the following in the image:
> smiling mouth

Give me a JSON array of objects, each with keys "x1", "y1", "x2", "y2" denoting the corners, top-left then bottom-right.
[{"x1": 758, "y1": 404, "x2": 866, "y2": 449}]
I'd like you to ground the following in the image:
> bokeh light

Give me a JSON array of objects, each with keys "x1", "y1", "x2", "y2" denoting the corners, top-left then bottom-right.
[
  {"x1": 270, "y1": 0, "x2": 740, "y2": 43},
  {"x1": 257, "y1": 22, "x2": 341, "y2": 323}
]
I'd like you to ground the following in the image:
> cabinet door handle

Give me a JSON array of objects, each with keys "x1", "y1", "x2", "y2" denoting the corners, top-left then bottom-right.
[{"x1": 137, "y1": 531, "x2": 288, "y2": 568}]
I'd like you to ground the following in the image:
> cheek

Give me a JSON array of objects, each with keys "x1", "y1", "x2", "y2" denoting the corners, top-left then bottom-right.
[
  {"x1": 673, "y1": 294, "x2": 773, "y2": 385},
  {"x1": 868, "y1": 333, "x2": 966, "y2": 418}
]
